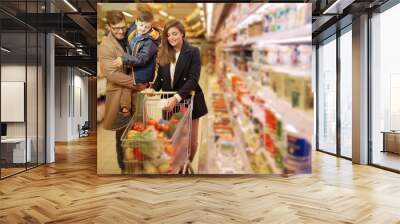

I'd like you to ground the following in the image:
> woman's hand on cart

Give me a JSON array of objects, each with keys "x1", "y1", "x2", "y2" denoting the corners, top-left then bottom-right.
[{"x1": 163, "y1": 96, "x2": 178, "y2": 112}]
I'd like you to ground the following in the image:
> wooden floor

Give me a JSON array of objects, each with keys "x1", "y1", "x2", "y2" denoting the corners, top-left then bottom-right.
[{"x1": 1, "y1": 135, "x2": 400, "y2": 223}]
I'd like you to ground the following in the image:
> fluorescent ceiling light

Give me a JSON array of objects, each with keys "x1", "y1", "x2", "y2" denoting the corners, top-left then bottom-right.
[
  {"x1": 122, "y1": 11, "x2": 133, "y2": 18},
  {"x1": 63, "y1": 0, "x2": 78, "y2": 12},
  {"x1": 206, "y1": 3, "x2": 214, "y2": 37},
  {"x1": 54, "y1": 34, "x2": 75, "y2": 48},
  {"x1": 159, "y1": 10, "x2": 168, "y2": 17},
  {"x1": 78, "y1": 67, "x2": 92, "y2": 76},
  {"x1": 1, "y1": 47, "x2": 11, "y2": 53}
]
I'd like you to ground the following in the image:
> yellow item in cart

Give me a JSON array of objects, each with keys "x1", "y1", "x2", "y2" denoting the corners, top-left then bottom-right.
[
  {"x1": 124, "y1": 147, "x2": 134, "y2": 161},
  {"x1": 144, "y1": 161, "x2": 158, "y2": 174},
  {"x1": 158, "y1": 162, "x2": 170, "y2": 173}
]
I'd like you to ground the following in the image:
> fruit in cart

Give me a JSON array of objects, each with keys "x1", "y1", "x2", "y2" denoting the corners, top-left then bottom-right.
[
  {"x1": 164, "y1": 144, "x2": 175, "y2": 156},
  {"x1": 180, "y1": 107, "x2": 188, "y2": 113},
  {"x1": 169, "y1": 117, "x2": 179, "y2": 125},
  {"x1": 132, "y1": 122, "x2": 145, "y2": 131},
  {"x1": 126, "y1": 128, "x2": 161, "y2": 159},
  {"x1": 150, "y1": 151, "x2": 170, "y2": 167},
  {"x1": 171, "y1": 112, "x2": 184, "y2": 121},
  {"x1": 133, "y1": 148, "x2": 143, "y2": 160},
  {"x1": 157, "y1": 132, "x2": 165, "y2": 139},
  {"x1": 144, "y1": 161, "x2": 158, "y2": 174},
  {"x1": 124, "y1": 147, "x2": 134, "y2": 160},
  {"x1": 154, "y1": 122, "x2": 162, "y2": 132},
  {"x1": 158, "y1": 161, "x2": 170, "y2": 173},
  {"x1": 147, "y1": 119, "x2": 157, "y2": 127},
  {"x1": 161, "y1": 123, "x2": 170, "y2": 132},
  {"x1": 127, "y1": 130, "x2": 139, "y2": 139},
  {"x1": 166, "y1": 124, "x2": 177, "y2": 138}
]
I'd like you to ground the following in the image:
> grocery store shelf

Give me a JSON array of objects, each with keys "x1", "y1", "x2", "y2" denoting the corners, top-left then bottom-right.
[
  {"x1": 224, "y1": 61, "x2": 312, "y2": 141},
  {"x1": 252, "y1": 36, "x2": 311, "y2": 47},
  {"x1": 257, "y1": 87, "x2": 313, "y2": 141},
  {"x1": 207, "y1": 77, "x2": 253, "y2": 174},
  {"x1": 225, "y1": 57, "x2": 310, "y2": 79},
  {"x1": 260, "y1": 64, "x2": 311, "y2": 77},
  {"x1": 225, "y1": 24, "x2": 312, "y2": 48},
  {"x1": 262, "y1": 149, "x2": 281, "y2": 174}
]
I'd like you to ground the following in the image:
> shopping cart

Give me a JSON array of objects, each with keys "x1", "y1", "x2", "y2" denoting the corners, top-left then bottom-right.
[{"x1": 121, "y1": 91, "x2": 194, "y2": 174}]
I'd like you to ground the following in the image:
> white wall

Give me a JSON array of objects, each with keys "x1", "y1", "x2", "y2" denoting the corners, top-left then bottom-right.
[
  {"x1": 55, "y1": 66, "x2": 69, "y2": 141},
  {"x1": 54, "y1": 67, "x2": 89, "y2": 141},
  {"x1": 0, "y1": 65, "x2": 39, "y2": 138},
  {"x1": 1, "y1": 64, "x2": 45, "y2": 163}
]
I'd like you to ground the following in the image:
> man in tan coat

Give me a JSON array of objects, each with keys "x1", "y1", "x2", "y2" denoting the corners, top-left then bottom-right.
[{"x1": 99, "y1": 10, "x2": 148, "y2": 172}]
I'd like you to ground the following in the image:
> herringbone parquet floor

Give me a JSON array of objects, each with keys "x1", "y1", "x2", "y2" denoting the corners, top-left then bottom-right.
[{"x1": 1, "y1": 134, "x2": 400, "y2": 224}]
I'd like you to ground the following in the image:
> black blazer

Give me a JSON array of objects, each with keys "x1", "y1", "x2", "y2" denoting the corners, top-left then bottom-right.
[{"x1": 152, "y1": 41, "x2": 208, "y2": 119}]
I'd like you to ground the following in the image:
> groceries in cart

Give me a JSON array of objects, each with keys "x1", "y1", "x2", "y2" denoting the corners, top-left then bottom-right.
[{"x1": 121, "y1": 92, "x2": 193, "y2": 174}]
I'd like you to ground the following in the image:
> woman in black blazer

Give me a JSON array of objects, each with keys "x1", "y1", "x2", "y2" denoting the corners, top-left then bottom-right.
[{"x1": 148, "y1": 19, "x2": 208, "y2": 164}]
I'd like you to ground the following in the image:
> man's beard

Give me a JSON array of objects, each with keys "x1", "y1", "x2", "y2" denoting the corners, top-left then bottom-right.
[{"x1": 112, "y1": 33, "x2": 124, "y2": 40}]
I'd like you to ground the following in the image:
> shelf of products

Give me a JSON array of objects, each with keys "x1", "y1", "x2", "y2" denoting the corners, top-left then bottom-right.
[
  {"x1": 225, "y1": 24, "x2": 311, "y2": 48},
  {"x1": 212, "y1": 74, "x2": 312, "y2": 174},
  {"x1": 224, "y1": 73, "x2": 285, "y2": 173},
  {"x1": 223, "y1": 3, "x2": 312, "y2": 48},
  {"x1": 207, "y1": 79, "x2": 252, "y2": 174}
]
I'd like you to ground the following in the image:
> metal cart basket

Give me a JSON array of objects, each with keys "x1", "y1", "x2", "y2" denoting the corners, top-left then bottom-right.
[{"x1": 121, "y1": 91, "x2": 194, "y2": 174}]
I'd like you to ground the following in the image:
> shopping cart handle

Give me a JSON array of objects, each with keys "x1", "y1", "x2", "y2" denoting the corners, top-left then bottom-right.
[
  {"x1": 141, "y1": 91, "x2": 195, "y2": 96},
  {"x1": 141, "y1": 91, "x2": 177, "y2": 95}
]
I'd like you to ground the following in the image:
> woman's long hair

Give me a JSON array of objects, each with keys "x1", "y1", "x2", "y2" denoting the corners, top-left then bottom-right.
[{"x1": 157, "y1": 20, "x2": 186, "y2": 66}]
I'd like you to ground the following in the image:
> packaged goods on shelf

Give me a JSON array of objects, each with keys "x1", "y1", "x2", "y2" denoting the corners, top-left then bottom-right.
[
  {"x1": 288, "y1": 75, "x2": 313, "y2": 110},
  {"x1": 262, "y1": 4, "x2": 311, "y2": 33},
  {"x1": 296, "y1": 45, "x2": 312, "y2": 68},
  {"x1": 210, "y1": 86, "x2": 251, "y2": 174},
  {"x1": 214, "y1": 2, "x2": 314, "y2": 173},
  {"x1": 246, "y1": 150, "x2": 271, "y2": 174},
  {"x1": 237, "y1": 27, "x2": 247, "y2": 42},
  {"x1": 278, "y1": 46, "x2": 295, "y2": 65},
  {"x1": 265, "y1": 45, "x2": 279, "y2": 65},
  {"x1": 270, "y1": 70, "x2": 288, "y2": 99},
  {"x1": 284, "y1": 132, "x2": 311, "y2": 174},
  {"x1": 268, "y1": 68, "x2": 312, "y2": 110},
  {"x1": 247, "y1": 16, "x2": 264, "y2": 37},
  {"x1": 252, "y1": 50, "x2": 263, "y2": 65}
]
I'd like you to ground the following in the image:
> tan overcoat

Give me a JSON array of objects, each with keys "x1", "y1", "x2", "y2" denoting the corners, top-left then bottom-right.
[{"x1": 99, "y1": 33, "x2": 146, "y2": 130}]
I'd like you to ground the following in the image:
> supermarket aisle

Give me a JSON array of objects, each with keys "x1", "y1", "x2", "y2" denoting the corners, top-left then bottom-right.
[
  {"x1": 203, "y1": 3, "x2": 313, "y2": 174},
  {"x1": 190, "y1": 68, "x2": 211, "y2": 173}
]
